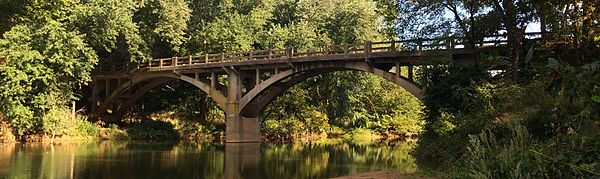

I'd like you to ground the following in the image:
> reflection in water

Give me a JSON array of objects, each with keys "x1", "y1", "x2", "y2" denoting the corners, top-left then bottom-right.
[{"x1": 0, "y1": 140, "x2": 417, "y2": 178}]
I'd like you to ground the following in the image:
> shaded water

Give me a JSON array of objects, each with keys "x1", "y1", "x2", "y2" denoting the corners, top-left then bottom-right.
[{"x1": 0, "y1": 139, "x2": 417, "y2": 178}]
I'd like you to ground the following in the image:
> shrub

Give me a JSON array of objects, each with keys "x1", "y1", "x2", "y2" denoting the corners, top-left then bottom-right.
[
  {"x1": 261, "y1": 118, "x2": 306, "y2": 141},
  {"x1": 0, "y1": 121, "x2": 16, "y2": 143},
  {"x1": 126, "y1": 120, "x2": 179, "y2": 139},
  {"x1": 41, "y1": 107, "x2": 99, "y2": 139},
  {"x1": 346, "y1": 128, "x2": 381, "y2": 142},
  {"x1": 101, "y1": 124, "x2": 129, "y2": 140},
  {"x1": 462, "y1": 124, "x2": 540, "y2": 178}
]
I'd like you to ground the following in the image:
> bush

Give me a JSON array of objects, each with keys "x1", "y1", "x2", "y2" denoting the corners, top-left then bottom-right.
[
  {"x1": 41, "y1": 108, "x2": 72, "y2": 136},
  {"x1": 415, "y1": 61, "x2": 600, "y2": 177},
  {"x1": 462, "y1": 124, "x2": 540, "y2": 178},
  {"x1": 74, "y1": 119, "x2": 100, "y2": 138},
  {"x1": 346, "y1": 128, "x2": 381, "y2": 142},
  {"x1": 41, "y1": 107, "x2": 99, "y2": 139},
  {"x1": 261, "y1": 118, "x2": 306, "y2": 141},
  {"x1": 101, "y1": 124, "x2": 129, "y2": 140},
  {"x1": 173, "y1": 120, "x2": 211, "y2": 140},
  {"x1": 459, "y1": 123, "x2": 600, "y2": 178},
  {"x1": 0, "y1": 121, "x2": 16, "y2": 143},
  {"x1": 126, "y1": 120, "x2": 179, "y2": 139}
]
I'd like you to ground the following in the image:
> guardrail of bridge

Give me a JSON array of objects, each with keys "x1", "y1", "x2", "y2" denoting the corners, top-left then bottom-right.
[{"x1": 94, "y1": 32, "x2": 543, "y2": 73}]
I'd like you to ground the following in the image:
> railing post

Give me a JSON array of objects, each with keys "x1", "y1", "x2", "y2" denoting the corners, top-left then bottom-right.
[
  {"x1": 159, "y1": 59, "x2": 163, "y2": 67},
  {"x1": 390, "y1": 41, "x2": 396, "y2": 52},
  {"x1": 255, "y1": 69, "x2": 260, "y2": 85},
  {"x1": 364, "y1": 41, "x2": 372, "y2": 55},
  {"x1": 205, "y1": 54, "x2": 209, "y2": 63},
  {"x1": 172, "y1": 57, "x2": 178, "y2": 67},
  {"x1": 268, "y1": 49, "x2": 272, "y2": 60},
  {"x1": 188, "y1": 56, "x2": 193, "y2": 65},
  {"x1": 418, "y1": 39, "x2": 423, "y2": 51},
  {"x1": 220, "y1": 53, "x2": 225, "y2": 62},
  {"x1": 324, "y1": 45, "x2": 329, "y2": 55},
  {"x1": 287, "y1": 48, "x2": 294, "y2": 58},
  {"x1": 395, "y1": 62, "x2": 401, "y2": 78},
  {"x1": 249, "y1": 51, "x2": 253, "y2": 60},
  {"x1": 307, "y1": 49, "x2": 312, "y2": 56},
  {"x1": 233, "y1": 52, "x2": 237, "y2": 61},
  {"x1": 408, "y1": 66, "x2": 414, "y2": 81},
  {"x1": 343, "y1": 43, "x2": 349, "y2": 55},
  {"x1": 450, "y1": 36, "x2": 454, "y2": 50}
]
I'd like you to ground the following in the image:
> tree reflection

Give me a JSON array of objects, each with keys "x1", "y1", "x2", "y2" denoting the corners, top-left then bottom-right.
[{"x1": 0, "y1": 140, "x2": 417, "y2": 178}]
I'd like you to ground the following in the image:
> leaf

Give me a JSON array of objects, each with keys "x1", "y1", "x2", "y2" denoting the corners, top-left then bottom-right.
[
  {"x1": 524, "y1": 46, "x2": 534, "y2": 64},
  {"x1": 592, "y1": 96, "x2": 600, "y2": 103},
  {"x1": 581, "y1": 61, "x2": 600, "y2": 69},
  {"x1": 546, "y1": 58, "x2": 560, "y2": 69}
]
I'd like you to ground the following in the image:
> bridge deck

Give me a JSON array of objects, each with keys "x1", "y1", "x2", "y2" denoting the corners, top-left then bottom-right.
[{"x1": 93, "y1": 33, "x2": 542, "y2": 79}]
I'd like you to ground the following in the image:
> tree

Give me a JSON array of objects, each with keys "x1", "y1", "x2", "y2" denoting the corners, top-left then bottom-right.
[{"x1": 0, "y1": 20, "x2": 97, "y2": 135}]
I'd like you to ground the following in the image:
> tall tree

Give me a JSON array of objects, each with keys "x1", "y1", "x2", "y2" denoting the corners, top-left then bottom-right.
[{"x1": 0, "y1": 20, "x2": 98, "y2": 135}]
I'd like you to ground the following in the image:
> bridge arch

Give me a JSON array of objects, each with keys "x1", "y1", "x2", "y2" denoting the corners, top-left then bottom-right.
[
  {"x1": 94, "y1": 71, "x2": 227, "y2": 117},
  {"x1": 239, "y1": 61, "x2": 423, "y2": 117}
]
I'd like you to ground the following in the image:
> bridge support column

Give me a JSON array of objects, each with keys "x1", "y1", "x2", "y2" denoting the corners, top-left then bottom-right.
[{"x1": 225, "y1": 68, "x2": 260, "y2": 143}]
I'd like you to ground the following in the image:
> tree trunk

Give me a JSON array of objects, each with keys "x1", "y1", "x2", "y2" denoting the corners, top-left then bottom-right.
[
  {"x1": 503, "y1": 0, "x2": 520, "y2": 81},
  {"x1": 538, "y1": 3, "x2": 547, "y2": 40}
]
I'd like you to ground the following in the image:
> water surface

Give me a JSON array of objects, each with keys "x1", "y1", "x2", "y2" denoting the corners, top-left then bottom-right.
[{"x1": 0, "y1": 139, "x2": 417, "y2": 178}]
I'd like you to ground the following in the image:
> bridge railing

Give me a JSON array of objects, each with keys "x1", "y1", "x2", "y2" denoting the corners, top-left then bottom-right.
[{"x1": 94, "y1": 32, "x2": 543, "y2": 73}]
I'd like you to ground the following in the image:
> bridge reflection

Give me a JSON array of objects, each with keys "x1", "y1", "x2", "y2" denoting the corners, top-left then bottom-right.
[
  {"x1": 225, "y1": 143, "x2": 261, "y2": 179},
  {"x1": 0, "y1": 140, "x2": 419, "y2": 178}
]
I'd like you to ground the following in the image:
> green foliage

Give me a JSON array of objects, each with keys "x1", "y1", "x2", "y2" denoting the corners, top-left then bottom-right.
[
  {"x1": 126, "y1": 120, "x2": 179, "y2": 139},
  {"x1": 261, "y1": 118, "x2": 306, "y2": 141},
  {"x1": 136, "y1": 0, "x2": 191, "y2": 55},
  {"x1": 345, "y1": 128, "x2": 381, "y2": 142},
  {"x1": 40, "y1": 107, "x2": 99, "y2": 139},
  {"x1": 74, "y1": 118, "x2": 100, "y2": 137},
  {"x1": 73, "y1": 0, "x2": 149, "y2": 62},
  {"x1": 460, "y1": 122, "x2": 600, "y2": 178},
  {"x1": 0, "y1": 19, "x2": 97, "y2": 136},
  {"x1": 463, "y1": 125, "x2": 540, "y2": 178},
  {"x1": 101, "y1": 124, "x2": 129, "y2": 140},
  {"x1": 415, "y1": 57, "x2": 600, "y2": 177},
  {"x1": 41, "y1": 108, "x2": 72, "y2": 135}
]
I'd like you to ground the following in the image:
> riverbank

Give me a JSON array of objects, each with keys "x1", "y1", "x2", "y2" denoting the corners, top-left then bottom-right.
[
  {"x1": 333, "y1": 171, "x2": 428, "y2": 179},
  {"x1": 0, "y1": 111, "x2": 419, "y2": 144}
]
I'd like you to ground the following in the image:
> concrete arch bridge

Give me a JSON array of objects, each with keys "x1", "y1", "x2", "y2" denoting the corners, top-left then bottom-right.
[{"x1": 90, "y1": 33, "x2": 542, "y2": 142}]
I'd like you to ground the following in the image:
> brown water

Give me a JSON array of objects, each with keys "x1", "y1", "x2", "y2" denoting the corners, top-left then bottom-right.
[{"x1": 0, "y1": 139, "x2": 417, "y2": 178}]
